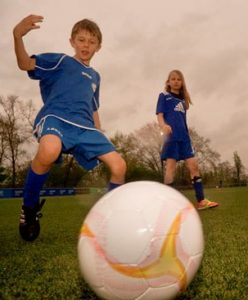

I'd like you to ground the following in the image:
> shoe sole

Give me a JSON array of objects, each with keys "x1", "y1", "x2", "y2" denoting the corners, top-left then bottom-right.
[
  {"x1": 197, "y1": 203, "x2": 219, "y2": 210},
  {"x1": 19, "y1": 221, "x2": 40, "y2": 242}
]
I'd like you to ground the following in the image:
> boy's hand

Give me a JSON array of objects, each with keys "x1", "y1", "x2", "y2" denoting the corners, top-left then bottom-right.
[{"x1": 13, "y1": 15, "x2": 44, "y2": 38}]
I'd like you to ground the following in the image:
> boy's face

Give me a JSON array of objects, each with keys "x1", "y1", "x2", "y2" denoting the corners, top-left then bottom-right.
[{"x1": 70, "y1": 29, "x2": 101, "y2": 65}]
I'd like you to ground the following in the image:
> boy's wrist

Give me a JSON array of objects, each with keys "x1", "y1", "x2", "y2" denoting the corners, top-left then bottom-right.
[{"x1": 13, "y1": 29, "x2": 23, "y2": 39}]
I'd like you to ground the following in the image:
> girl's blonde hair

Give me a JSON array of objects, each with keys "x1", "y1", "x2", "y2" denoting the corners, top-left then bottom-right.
[{"x1": 165, "y1": 70, "x2": 192, "y2": 109}]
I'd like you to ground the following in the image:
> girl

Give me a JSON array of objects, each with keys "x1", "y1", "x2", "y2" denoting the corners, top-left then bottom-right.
[{"x1": 156, "y1": 70, "x2": 218, "y2": 210}]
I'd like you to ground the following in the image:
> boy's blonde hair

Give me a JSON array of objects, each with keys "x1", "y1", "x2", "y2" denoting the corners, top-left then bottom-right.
[
  {"x1": 71, "y1": 19, "x2": 102, "y2": 44},
  {"x1": 165, "y1": 70, "x2": 192, "y2": 109}
]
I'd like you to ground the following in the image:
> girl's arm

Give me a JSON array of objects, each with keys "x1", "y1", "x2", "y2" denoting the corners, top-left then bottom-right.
[
  {"x1": 13, "y1": 15, "x2": 43, "y2": 70},
  {"x1": 157, "y1": 113, "x2": 172, "y2": 135}
]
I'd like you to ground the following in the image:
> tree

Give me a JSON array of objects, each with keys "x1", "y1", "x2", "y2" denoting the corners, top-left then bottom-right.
[
  {"x1": 189, "y1": 128, "x2": 220, "y2": 172},
  {"x1": 0, "y1": 95, "x2": 35, "y2": 187},
  {"x1": 110, "y1": 132, "x2": 146, "y2": 182},
  {"x1": 132, "y1": 122, "x2": 163, "y2": 175},
  {"x1": 233, "y1": 151, "x2": 244, "y2": 186},
  {"x1": 0, "y1": 165, "x2": 8, "y2": 184},
  {"x1": 0, "y1": 121, "x2": 7, "y2": 164},
  {"x1": 47, "y1": 155, "x2": 87, "y2": 187},
  {"x1": 214, "y1": 161, "x2": 234, "y2": 187},
  {"x1": 105, "y1": 123, "x2": 226, "y2": 185}
]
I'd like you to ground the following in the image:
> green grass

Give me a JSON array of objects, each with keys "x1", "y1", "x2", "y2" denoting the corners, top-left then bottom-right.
[
  {"x1": 0, "y1": 187, "x2": 247, "y2": 300},
  {"x1": 178, "y1": 187, "x2": 248, "y2": 300}
]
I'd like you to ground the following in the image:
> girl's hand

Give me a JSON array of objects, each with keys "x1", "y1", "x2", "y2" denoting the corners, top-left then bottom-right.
[
  {"x1": 13, "y1": 15, "x2": 44, "y2": 38},
  {"x1": 162, "y1": 124, "x2": 173, "y2": 136}
]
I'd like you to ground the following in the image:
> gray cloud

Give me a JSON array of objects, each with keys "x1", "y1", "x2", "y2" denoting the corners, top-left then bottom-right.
[{"x1": 1, "y1": 0, "x2": 248, "y2": 169}]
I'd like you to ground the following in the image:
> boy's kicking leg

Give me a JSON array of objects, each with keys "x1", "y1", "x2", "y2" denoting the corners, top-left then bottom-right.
[
  {"x1": 20, "y1": 135, "x2": 62, "y2": 241},
  {"x1": 98, "y1": 151, "x2": 126, "y2": 191}
]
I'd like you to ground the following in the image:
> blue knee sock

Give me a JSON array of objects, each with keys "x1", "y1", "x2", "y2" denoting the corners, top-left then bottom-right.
[
  {"x1": 192, "y1": 176, "x2": 204, "y2": 202},
  {"x1": 108, "y1": 182, "x2": 122, "y2": 191},
  {"x1": 23, "y1": 167, "x2": 49, "y2": 207}
]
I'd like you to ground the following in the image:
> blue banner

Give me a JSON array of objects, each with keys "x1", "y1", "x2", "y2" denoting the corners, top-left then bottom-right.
[{"x1": 0, "y1": 188, "x2": 75, "y2": 198}]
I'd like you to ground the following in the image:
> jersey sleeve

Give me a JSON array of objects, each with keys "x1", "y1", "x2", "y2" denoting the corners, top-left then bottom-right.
[
  {"x1": 27, "y1": 53, "x2": 65, "y2": 80},
  {"x1": 156, "y1": 93, "x2": 166, "y2": 114}
]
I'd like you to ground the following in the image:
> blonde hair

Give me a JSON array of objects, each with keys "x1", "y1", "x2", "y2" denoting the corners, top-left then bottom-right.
[
  {"x1": 71, "y1": 19, "x2": 102, "y2": 44},
  {"x1": 165, "y1": 70, "x2": 192, "y2": 109}
]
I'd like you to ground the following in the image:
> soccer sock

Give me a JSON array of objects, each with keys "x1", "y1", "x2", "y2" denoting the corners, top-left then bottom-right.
[
  {"x1": 23, "y1": 167, "x2": 49, "y2": 208},
  {"x1": 108, "y1": 182, "x2": 122, "y2": 191},
  {"x1": 192, "y1": 176, "x2": 205, "y2": 202}
]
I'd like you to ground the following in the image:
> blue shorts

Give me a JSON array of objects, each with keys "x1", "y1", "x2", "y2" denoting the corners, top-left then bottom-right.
[
  {"x1": 34, "y1": 116, "x2": 116, "y2": 170},
  {"x1": 161, "y1": 140, "x2": 195, "y2": 161}
]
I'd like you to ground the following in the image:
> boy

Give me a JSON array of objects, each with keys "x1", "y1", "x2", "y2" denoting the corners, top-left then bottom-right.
[{"x1": 13, "y1": 15, "x2": 126, "y2": 241}]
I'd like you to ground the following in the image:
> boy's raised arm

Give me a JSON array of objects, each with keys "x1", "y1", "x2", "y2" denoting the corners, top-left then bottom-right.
[{"x1": 13, "y1": 15, "x2": 43, "y2": 71}]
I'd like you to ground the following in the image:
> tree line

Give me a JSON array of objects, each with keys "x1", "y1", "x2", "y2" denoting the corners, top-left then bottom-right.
[{"x1": 0, "y1": 95, "x2": 247, "y2": 188}]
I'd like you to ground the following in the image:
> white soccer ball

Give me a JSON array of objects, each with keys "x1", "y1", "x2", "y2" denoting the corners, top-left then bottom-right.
[{"x1": 78, "y1": 181, "x2": 204, "y2": 300}]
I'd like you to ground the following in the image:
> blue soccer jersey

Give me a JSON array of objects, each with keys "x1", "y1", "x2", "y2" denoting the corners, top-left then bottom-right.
[
  {"x1": 156, "y1": 92, "x2": 190, "y2": 142},
  {"x1": 28, "y1": 53, "x2": 100, "y2": 130}
]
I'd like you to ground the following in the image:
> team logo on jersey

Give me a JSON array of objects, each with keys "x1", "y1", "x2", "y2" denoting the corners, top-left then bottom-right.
[
  {"x1": 91, "y1": 83, "x2": 97, "y2": 93},
  {"x1": 174, "y1": 102, "x2": 185, "y2": 113},
  {"x1": 81, "y1": 71, "x2": 92, "y2": 79}
]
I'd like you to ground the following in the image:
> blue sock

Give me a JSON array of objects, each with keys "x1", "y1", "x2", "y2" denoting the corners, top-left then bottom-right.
[
  {"x1": 23, "y1": 167, "x2": 49, "y2": 207},
  {"x1": 108, "y1": 182, "x2": 122, "y2": 191},
  {"x1": 192, "y1": 176, "x2": 205, "y2": 202}
]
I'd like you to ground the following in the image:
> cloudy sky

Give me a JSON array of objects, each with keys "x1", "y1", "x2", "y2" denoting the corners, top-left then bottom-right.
[{"x1": 1, "y1": 0, "x2": 248, "y2": 169}]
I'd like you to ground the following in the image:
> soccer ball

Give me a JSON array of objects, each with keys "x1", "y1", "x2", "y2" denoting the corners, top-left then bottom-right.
[{"x1": 78, "y1": 181, "x2": 204, "y2": 300}]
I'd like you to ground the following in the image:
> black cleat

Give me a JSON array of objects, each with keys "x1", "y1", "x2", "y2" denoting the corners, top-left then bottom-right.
[{"x1": 19, "y1": 199, "x2": 46, "y2": 242}]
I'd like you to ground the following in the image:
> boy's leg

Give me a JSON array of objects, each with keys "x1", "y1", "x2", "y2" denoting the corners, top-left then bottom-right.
[
  {"x1": 23, "y1": 167, "x2": 49, "y2": 208},
  {"x1": 185, "y1": 157, "x2": 218, "y2": 209},
  {"x1": 20, "y1": 135, "x2": 62, "y2": 241},
  {"x1": 98, "y1": 151, "x2": 126, "y2": 191},
  {"x1": 23, "y1": 134, "x2": 62, "y2": 206}
]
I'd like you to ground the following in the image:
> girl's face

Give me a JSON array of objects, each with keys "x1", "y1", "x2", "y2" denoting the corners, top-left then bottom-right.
[
  {"x1": 167, "y1": 72, "x2": 182, "y2": 93},
  {"x1": 70, "y1": 29, "x2": 101, "y2": 65}
]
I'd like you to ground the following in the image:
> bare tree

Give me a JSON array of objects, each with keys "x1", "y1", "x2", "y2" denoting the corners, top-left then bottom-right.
[
  {"x1": 215, "y1": 161, "x2": 234, "y2": 186},
  {"x1": 233, "y1": 151, "x2": 244, "y2": 186},
  {"x1": 0, "y1": 95, "x2": 35, "y2": 187},
  {"x1": 189, "y1": 127, "x2": 220, "y2": 171},
  {"x1": 132, "y1": 122, "x2": 163, "y2": 174},
  {"x1": 0, "y1": 119, "x2": 8, "y2": 164}
]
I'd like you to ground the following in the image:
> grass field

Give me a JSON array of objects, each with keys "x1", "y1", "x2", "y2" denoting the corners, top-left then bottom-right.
[{"x1": 0, "y1": 187, "x2": 248, "y2": 300}]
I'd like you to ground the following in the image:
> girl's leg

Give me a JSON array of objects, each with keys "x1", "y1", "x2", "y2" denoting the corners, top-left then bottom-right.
[
  {"x1": 164, "y1": 159, "x2": 177, "y2": 186},
  {"x1": 185, "y1": 157, "x2": 219, "y2": 209},
  {"x1": 185, "y1": 157, "x2": 204, "y2": 201},
  {"x1": 23, "y1": 135, "x2": 62, "y2": 207},
  {"x1": 98, "y1": 151, "x2": 126, "y2": 191}
]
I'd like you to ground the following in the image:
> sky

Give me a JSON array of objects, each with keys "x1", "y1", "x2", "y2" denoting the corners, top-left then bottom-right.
[{"x1": 1, "y1": 0, "x2": 248, "y2": 169}]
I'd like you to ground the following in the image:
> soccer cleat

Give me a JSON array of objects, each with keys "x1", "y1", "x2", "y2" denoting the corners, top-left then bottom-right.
[
  {"x1": 196, "y1": 199, "x2": 219, "y2": 210},
  {"x1": 19, "y1": 199, "x2": 46, "y2": 241}
]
